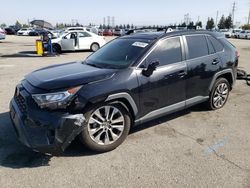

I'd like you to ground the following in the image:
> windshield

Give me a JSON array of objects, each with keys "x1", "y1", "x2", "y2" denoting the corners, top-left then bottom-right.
[{"x1": 85, "y1": 38, "x2": 152, "y2": 69}]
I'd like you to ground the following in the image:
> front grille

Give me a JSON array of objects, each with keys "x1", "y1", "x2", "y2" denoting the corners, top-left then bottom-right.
[{"x1": 15, "y1": 91, "x2": 27, "y2": 114}]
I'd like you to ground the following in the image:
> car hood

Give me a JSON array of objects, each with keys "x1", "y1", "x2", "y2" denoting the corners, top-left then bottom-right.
[{"x1": 25, "y1": 62, "x2": 117, "y2": 91}]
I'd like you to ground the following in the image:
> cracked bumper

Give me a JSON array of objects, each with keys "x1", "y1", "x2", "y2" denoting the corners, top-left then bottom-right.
[{"x1": 9, "y1": 99, "x2": 86, "y2": 155}]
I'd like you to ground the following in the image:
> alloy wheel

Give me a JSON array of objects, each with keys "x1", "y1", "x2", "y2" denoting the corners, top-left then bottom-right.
[
  {"x1": 87, "y1": 105, "x2": 125, "y2": 145},
  {"x1": 212, "y1": 83, "x2": 229, "y2": 108}
]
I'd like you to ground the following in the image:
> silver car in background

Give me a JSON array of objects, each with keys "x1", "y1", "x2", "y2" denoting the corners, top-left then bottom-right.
[{"x1": 0, "y1": 28, "x2": 6, "y2": 40}]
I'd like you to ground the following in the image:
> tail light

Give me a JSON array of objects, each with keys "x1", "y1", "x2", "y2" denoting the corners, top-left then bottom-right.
[{"x1": 236, "y1": 50, "x2": 240, "y2": 58}]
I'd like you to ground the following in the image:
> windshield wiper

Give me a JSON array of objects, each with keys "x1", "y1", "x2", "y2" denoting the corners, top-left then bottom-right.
[{"x1": 86, "y1": 63, "x2": 103, "y2": 69}]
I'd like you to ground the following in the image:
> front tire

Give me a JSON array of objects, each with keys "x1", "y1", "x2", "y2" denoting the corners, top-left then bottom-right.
[
  {"x1": 52, "y1": 44, "x2": 61, "y2": 54},
  {"x1": 207, "y1": 78, "x2": 230, "y2": 110},
  {"x1": 80, "y1": 103, "x2": 131, "y2": 152}
]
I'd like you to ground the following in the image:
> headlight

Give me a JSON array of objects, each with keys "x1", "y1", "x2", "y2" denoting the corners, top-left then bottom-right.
[{"x1": 32, "y1": 86, "x2": 81, "y2": 109}]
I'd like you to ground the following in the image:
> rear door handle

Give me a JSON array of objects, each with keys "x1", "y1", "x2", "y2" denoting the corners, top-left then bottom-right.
[{"x1": 212, "y1": 58, "x2": 220, "y2": 65}]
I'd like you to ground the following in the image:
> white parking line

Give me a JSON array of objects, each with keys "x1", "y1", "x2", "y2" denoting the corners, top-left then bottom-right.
[{"x1": 0, "y1": 65, "x2": 15, "y2": 68}]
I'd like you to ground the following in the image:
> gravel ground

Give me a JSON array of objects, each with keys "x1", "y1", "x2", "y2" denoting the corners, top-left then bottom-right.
[{"x1": 0, "y1": 35, "x2": 250, "y2": 188}]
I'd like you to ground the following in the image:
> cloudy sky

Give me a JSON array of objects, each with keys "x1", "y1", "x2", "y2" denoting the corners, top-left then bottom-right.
[{"x1": 1, "y1": 0, "x2": 249, "y2": 26}]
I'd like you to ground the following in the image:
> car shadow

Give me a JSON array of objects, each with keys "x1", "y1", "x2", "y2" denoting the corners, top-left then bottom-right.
[
  {"x1": 131, "y1": 103, "x2": 209, "y2": 134},
  {"x1": 0, "y1": 103, "x2": 208, "y2": 168},
  {"x1": 0, "y1": 51, "x2": 63, "y2": 58},
  {"x1": 0, "y1": 111, "x2": 105, "y2": 169}
]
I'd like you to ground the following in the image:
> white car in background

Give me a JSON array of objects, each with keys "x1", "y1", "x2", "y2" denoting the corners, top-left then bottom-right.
[
  {"x1": 17, "y1": 28, "x2": 33, "y2": 36},
  {"x1": 0, "y1": 28, "x2": 6, "y2": 40},
  {"x1": 51, "y1": 30, "x2": 106, "y2": 53},
  {"x1": 220, "y1": 29, "x2": 232, "y2": 38},
  {"x1": 64, "y1": 27, "x2": 98, "y2": 35},
  {"x1": 239, "y1": 30, "x2": 250, "y2": 39},
  {"x1": 231, "y1": 29, "x2": 242, "y2": 38}
]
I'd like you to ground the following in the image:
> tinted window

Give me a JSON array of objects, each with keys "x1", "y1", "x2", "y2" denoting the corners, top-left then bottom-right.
[
  {"x1": 208, "y1": 36, "x2": 224, "y2": 52},
  {"x1": 186, "y1": 35, "x2": 209, "y2": 59},
  {"x1": 206, "y1": 36, "x2": 215, "y2": 54},
  {"x1": 147, "y1": 37, "x2": 182, "y2": 66}
]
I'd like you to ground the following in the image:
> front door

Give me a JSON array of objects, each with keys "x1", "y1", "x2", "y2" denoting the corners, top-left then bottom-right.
[
  {"x1": 137, "y1": 37, "x2": 187, "y2": 119},
  {"x1": 61, "y1": 32, "x2": 78, "y2": 51}
]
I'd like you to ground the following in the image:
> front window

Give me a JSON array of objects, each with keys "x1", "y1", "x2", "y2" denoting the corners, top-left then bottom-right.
[{"x1": 85, "y1": 38, "x2": 152, "y2": 69}]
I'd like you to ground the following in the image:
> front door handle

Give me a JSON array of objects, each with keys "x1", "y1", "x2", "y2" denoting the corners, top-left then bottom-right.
[
  {"x1": 212, "y1": 58, "x2": 220, "y2": 65},
  {"x1": 178, "y1": 70, "x2": 187, "y2": 77}
]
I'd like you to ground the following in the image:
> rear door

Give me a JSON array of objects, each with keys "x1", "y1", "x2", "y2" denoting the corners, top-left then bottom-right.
[
  {"x1": 78, "y1": 32, "x2": 93, "y2": 50},
  {"x1": 184, "y1": 34, "x2": 222, "y2": 101}
]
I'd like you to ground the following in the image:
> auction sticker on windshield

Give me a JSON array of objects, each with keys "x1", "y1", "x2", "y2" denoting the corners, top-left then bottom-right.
[{"x1": 132, "y1": 42, "x2": 149, "y2": 48}]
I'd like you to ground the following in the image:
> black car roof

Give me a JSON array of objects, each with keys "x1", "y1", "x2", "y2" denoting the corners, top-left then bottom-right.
[{"x1": 121, "y1": 30, "x2": 224, "y2": 41}]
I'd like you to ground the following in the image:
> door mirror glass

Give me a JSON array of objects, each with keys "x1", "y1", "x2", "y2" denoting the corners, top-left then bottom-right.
[{"x1": 142, "y1": 61, "x2": 159, "y2": 77}]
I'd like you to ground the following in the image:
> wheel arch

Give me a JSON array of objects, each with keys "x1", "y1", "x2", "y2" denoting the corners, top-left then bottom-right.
[
  {"x1": 209, "y1": 69, "x2": 235, "y2": 92},
  {"x1": 52, "y1": 43, "x2": 61, "y2": 51},
  {"x1": 105, "y1": 92, "x2": 138, "y2": 120}
]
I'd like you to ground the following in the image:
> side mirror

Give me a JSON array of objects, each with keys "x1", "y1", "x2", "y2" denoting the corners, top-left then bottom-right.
[{"x1": 142, "y1": 61, "x2": 159, "y2": 77}]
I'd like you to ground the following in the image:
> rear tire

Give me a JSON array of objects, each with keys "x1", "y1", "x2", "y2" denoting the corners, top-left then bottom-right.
[
  {"x1": 90, "y1": 43, "x2": 100, "y2": 52},
  {"x1": 207, "y1": 78, "x2": 230, "y2": 110},
  {"x1": 80, "y1": 103, "x2": 131, "y2": 152}
]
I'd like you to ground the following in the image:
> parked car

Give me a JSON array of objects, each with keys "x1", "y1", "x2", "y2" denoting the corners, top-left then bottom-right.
[
  {"x1": 0, "y1": 28, "x2": 6, "y2": 40},
  {"x1": 29, "y1": 28, "x2": 49, "y2": 36},
  {"x1": 113, "y1": 29, "x2": 125, "y2": 36},
  {"x1": 51, "y1": 30, "x2": 106, "y2": 53},
  {"x1": 220, "y1": 29, "x2": 232, "y2": 38},
  {"x1": 17, "y1": 28, "x2": 33, "y2": 36},
  {"x1": 125, "y1": 29, "x2": 148, "y2": 35},
  {"x1": 231, "y1": 29, "x2": 242, "y2": 38},
  {"x1": 103, "y1": 29, "x2": 113, "y2": 36},
  {"x1": 4, "y1": 27, "x2": 16, "y2": 35},
  {"x1": 49, "y1": 29, "x2": 62, "y2": 38},
  {"x1": 239, "y1": 30, "x2": 250, "y2": 39},
  {"x1": 65, "y1": 27, "x2": 87, "y2": 32},
  {"x1": 10, "y1": 30, "x2": 239, "y2": 155},
  {"x1": 86, "y1": 27, "x2": 99, "y2": 35}
]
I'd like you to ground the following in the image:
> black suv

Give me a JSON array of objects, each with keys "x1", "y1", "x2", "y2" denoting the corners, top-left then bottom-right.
[{"x1": 10, "y1": 31, "x2": 239, "y2": 155}]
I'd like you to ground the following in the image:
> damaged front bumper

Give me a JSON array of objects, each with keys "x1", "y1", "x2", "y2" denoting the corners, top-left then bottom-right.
[{"x1": 9, "y1": 97, "x2": 86, "y2": 155}]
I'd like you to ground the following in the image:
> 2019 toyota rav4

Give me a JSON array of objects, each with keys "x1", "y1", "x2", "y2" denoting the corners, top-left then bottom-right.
[{"x1": 9, "y1": 31, "x2": 239, "y2": 155}]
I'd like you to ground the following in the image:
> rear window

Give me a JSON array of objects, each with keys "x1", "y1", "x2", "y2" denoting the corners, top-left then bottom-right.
[
  {"x1": 186, "y1": 35, "x2": 209, "y2": 59},
  {"x1": 220, "y1": 38, "x2": 236, "y2": 48},
  {"x1": 207, "y1": 36, "x2": 224, "y2": 52},
  {"x1": 206, "y1": 36, "x2": 215, "y2": 54}
]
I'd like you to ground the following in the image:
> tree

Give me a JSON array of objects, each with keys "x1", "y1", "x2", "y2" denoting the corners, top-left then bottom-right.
[
  {"x1": 119, "y1": 24, "x2": 123, "y2": 29},
  {"x1": 225, "y1": 14, "x2": 233, "y2": 29},
  {"x1": 0, "y1": 23, "x2": 6, "y2": 28},
  {"x1": 179, "y1": 22, "x2": 186, "y2": 27},
  {"x1": 56, "y1": 23, "x2": 65, "y2": 29},
  {"x1": 126, "y1": 24, "x2": 130, "y2": 29},
  {"x1": 218, "y1": 15, "x2": 226, "y2": 29},
  {"x1": 196, "y1": 21, "x2": 202, "y2": 28},
  {"x1": 206, "y1": 18, "x2": 215, "y2": 30},
  {"x1": 22, "y1": 24, "x2": 29, "y2": 28},
  {"x1": 187, "y1": 21, "x2": 195, "y2": 29},
  {"x1": 131, "y1": 24, "x2": 134, "y2": 29},
  {"x1": 242, "y1": 24, "x2": 250, "y2": 30},
  {"x1": 15, "y1": 20, "x2": 22, "y2": 29}
]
